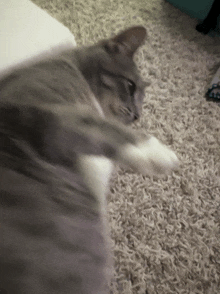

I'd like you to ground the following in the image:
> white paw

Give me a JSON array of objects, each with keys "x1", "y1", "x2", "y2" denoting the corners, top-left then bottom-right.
[{"x1": 119, "y1": 136, "x2": 179, "y2": 177}]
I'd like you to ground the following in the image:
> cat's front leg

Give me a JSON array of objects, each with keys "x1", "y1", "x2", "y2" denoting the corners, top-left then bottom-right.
[
  {"x1": 0, "y1": 102, "x2": 179, "y2": 178},
  {"x1": 78, "y1": 136, "x2": 179, "y2": 207}
]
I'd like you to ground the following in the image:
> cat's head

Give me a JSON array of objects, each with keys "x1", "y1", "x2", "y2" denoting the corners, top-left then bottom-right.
[{"x1": 74, "y1": 26, "x2": 147, "y2": 124}]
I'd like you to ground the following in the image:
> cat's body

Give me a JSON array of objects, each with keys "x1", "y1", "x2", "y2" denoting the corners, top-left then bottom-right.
[{"x1": 0, "y1": 27, "x2": 179, "y2": 294}]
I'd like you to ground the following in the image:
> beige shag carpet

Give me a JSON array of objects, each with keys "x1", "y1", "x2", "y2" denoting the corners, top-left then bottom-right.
[{"x1": 32, "y1": 0, "x2": 220, "y2": 293}]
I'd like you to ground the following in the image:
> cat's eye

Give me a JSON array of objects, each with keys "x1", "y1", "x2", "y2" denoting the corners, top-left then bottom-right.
[{"x1": 127, "y1": 80, "x2": 136, "y2": 97}]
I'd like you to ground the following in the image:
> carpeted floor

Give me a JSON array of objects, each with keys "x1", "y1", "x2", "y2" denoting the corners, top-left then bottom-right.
[{"x1": 33, "y1": 0, "x2": 220, "y2": 293}]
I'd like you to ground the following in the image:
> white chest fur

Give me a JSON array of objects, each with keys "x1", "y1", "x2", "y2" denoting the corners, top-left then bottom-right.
[{"x1": 77, "y1": 155, "x2": 114, "y2": 207}]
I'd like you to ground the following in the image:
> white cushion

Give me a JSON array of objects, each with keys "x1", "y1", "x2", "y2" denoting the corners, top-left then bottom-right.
[{"x1": 0, "y1": 0, "x2": 76, "y2": 78}]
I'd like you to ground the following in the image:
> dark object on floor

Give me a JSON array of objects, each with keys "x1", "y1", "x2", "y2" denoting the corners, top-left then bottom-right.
[
  {"x1": 165, "y1": 0, "x2": 214, "y2": 20},
  {"x1": 196, "y1": 0, "x2": 219, "y2": 34},
  {"x1": 196, "y1": 20, "x2": 217, "y2": 34},
  {"x1": 206, "y1": 66, "x2": 220, "y2": 102},
  {"x1": 206, "y1": 82, "x2": 220, "y2": 102}
]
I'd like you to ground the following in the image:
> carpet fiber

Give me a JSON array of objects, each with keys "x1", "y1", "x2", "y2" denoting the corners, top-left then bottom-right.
[{"x1": 32, "y1": 0, "x2": 220, "y2": 293}]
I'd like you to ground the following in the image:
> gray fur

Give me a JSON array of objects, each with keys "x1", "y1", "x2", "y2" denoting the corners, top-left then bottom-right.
[
  {"x1": 0, "y1": 26, "x2": 147, "y2": 294},
  {"x1": 0, "y1": 26, "x2": 180, "y2": 294}
]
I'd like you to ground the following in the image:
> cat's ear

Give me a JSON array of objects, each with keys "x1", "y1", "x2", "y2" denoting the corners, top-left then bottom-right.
[{"x1": 104, "y1": 26, "x2": 147, "y2": 58}]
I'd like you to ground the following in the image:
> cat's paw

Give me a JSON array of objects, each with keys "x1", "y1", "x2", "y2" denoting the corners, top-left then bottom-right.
[{"x1": 120, "y1": 136, "x2": 179, "y2": 177}]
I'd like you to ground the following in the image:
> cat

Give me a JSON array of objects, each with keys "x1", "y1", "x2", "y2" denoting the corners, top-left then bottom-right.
[{"x1": 0, "y1": 26, "x2": 179, "y2": 294}]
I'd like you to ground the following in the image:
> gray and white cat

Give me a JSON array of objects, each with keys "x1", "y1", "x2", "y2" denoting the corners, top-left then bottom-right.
[{"x1": 0, "y1": 26, "x2": 179, "y2": 294}]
